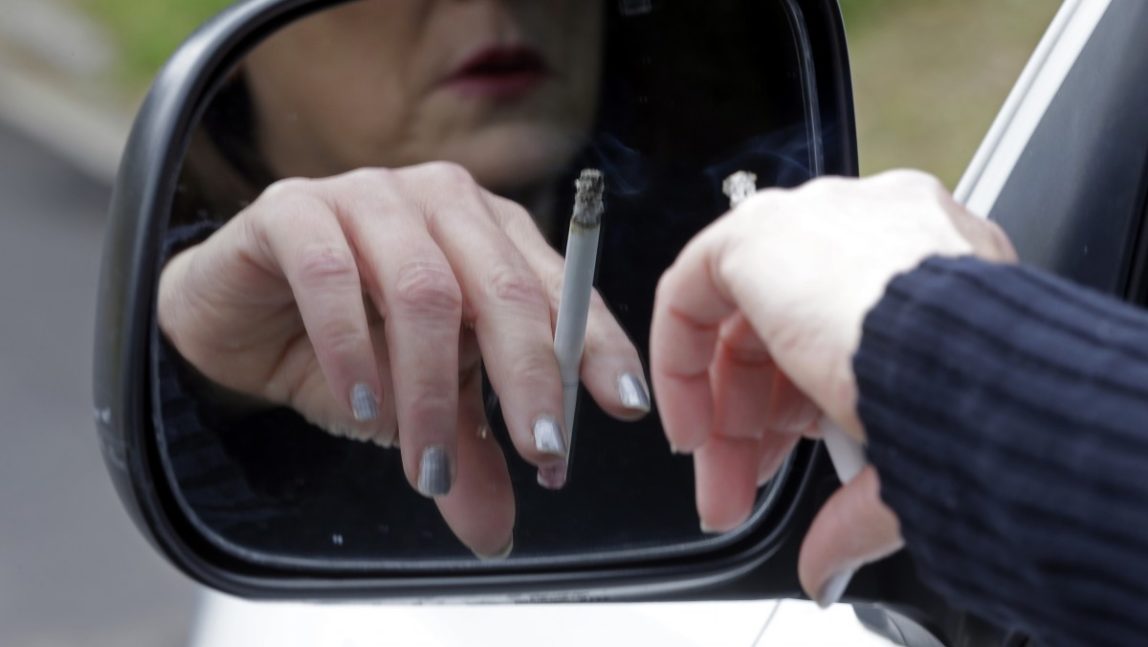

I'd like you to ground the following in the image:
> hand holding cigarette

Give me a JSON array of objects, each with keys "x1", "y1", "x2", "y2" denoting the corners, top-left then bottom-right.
[
  {"x1": 649, "y1": 170, "x2": 1015, "y2": 605},
  {"x1": 158, "y1": 163, "x2": 654, "y2": 557}
]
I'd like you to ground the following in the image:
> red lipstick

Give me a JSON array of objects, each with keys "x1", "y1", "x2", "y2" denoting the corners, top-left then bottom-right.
[{"x1": 443, "y1": 46, "x2": 549, "y2": 100}]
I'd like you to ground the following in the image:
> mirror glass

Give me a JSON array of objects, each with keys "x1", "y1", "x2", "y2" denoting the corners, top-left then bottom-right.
[{"x1": 154, "y1": 0, "x2": 825, "y2": 569}]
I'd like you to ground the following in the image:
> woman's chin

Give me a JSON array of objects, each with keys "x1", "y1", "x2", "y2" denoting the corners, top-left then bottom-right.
[{"x1": 440, "y1": 125, "x2": 588, "y2": 192}]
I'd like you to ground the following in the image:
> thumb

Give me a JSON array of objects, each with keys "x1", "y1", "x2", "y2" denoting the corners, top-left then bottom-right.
[{"x1": 798, "y1": 466, "x2": 903, "y2": 607}]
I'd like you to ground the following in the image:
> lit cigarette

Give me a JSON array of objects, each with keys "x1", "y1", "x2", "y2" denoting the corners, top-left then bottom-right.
[
  {"x1": 722, "y1": 171, "x2": 758, "y2": 207},
  {"x1": 553, "y1": 169, "x2": 605, "y2": 475},
  {"x1": 722, "y1": 171, "x2": 866, "y2": 484}
]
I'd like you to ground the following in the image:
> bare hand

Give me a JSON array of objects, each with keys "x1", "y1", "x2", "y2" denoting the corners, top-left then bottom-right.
[
  {"x1": 649, "y1": 171, "x2": 1016, "y2": 601},
  {"x1": 158, "y1": 163, "x2": 650, "y2": 558}
]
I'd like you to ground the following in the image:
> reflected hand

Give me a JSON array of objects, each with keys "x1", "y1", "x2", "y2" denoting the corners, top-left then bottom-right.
[
  {"x1": 158, "y1": 162, "x2": 650, "y2": 559},
  {"x1": 649, "y1": 171, "x2": 1016, "y2": 601}
]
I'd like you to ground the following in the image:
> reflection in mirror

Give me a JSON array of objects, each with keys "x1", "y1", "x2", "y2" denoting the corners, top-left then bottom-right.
[{"x1": 155, "y1": 0, "x2": 823, "y2": 568}]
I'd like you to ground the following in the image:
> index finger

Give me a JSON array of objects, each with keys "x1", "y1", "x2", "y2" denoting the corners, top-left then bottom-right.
[{"x1": 649, "y1": 228, "x2": 737, "y2": 453}]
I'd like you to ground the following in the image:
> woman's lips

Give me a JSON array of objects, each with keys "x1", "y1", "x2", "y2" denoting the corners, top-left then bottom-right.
[{"x1": 443, "y1": 46, "x2": 550, "y2": 100}]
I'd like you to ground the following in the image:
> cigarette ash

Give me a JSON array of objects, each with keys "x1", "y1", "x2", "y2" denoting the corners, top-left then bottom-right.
[
  {"x1": 722, "y1": 171, "x2": 758, "y2": 207},
  {"x1": 573, "y1": 168, "x2": 605, "y2": 227}
]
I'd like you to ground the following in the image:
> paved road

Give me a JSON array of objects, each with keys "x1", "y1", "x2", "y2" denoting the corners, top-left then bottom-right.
[{"x1": 0, "y1": 122, "x2": 198, "y2": 646}]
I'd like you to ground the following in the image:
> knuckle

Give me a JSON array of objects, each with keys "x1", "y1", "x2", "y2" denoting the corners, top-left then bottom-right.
[
  {"x1": 392, "y1": 261, "x2": 463, "y2": 317},
  {"x1": 252, "y1": 181, "x2": 332, "y2": 231},
  {"x1": 262, "y1": 177, "x2": 314, "y2": 202},
  {"x1": 332, "y1": 169, "x2": 400, "y2": 207},
  {"x1": 342, "y1": 167, "x2": 394, "y2": 186},
  {"x1": 882, "y1": 169, "x2": 946, "y2": 194},
  {"x1": 486, "y1": 264, "x2": 547, "y2": 310},
  {"x1": 496, "y1": 197, "x2": 534, "y2": 228},
  {"x1": 314, "y1": 318, "x2": 363, "y2": 358},
  {"x1": 508, "y1": 351, "x2": 558, "y2": 389},
  {"x1": 256, "y1": 180, "x2": 318, "y2": 219},
  {"x1": 295, "y1": 245, "x2": 358, "y2": 290},
  {"x1": 412, "y1": 160, "x2": 476, "y2": 189}
]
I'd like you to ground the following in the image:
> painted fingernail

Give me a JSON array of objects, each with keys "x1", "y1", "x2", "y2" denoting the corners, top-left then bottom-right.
[
  {"x1": 417, "y1": 445, "x2": 452, "y2": 497},
  {"x1": 816, "y1": 569, "x2": 855, "y2": 609},
  {"x1": 537, "y1": 462, "x2": 568, "y2": 490},
  {"x1": 618, "y1": 373, "x2": 651, "y2": 413},
  {"x1": 351, "y1": 383, "x2": 379, "y2": 422},
  {"x1": 476, "y1": 538, "x2": 514, "y2": 562},
  {"x1": 533, "y1": 416, "x2": 566, "y2": 456}
]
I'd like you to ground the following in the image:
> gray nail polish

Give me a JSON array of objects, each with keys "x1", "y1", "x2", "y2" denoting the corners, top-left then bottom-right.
[
  {"x1": 536, "y1": 463, "x2": 568, "y2": 490},
  {"x1": 816, "y1": 569, "x2": 855, "y2": 609},
  {"x1": 618, "y1": 373, "x2": 651, "y2": 413},
  {"x1": 351, "y1": 383, "x2": 379, "y2": 422},
  {"x1": 417, "y1": 445, "x2": 452, "y2": 497},
  {"x1": 533, "y1": 416, "x2": 566, "y2": 456}
]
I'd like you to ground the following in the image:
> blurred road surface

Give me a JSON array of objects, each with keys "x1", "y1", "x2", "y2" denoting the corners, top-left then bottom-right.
[{"x1": 0, "y1": 122, "x2": 197, "y2": 646}]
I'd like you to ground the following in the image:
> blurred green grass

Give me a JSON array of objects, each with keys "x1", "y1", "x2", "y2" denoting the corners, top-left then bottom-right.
[
  {"x1": 841, "y1": 0, "x2": 1060, "y2": 186},
  {"x1": 79, "y1": 0, "x2": 1060, "y2": 187},
  {"x1": 76, "y1": 0, "x2": 233, "y2": 89}
]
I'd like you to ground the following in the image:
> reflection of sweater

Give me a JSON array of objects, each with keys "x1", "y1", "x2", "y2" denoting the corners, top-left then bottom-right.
[{"x1": 854, "y1": 256, "x2": 1148, "y2": 647}]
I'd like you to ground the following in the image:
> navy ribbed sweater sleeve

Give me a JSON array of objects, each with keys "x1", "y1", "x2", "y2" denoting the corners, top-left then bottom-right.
[{"x1": 853, "y1": 256, "x2": 1148, "y2": 647}]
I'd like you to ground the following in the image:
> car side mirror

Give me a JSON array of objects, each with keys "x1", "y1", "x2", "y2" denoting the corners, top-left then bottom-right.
[{"x1": 93, "y1": 2, "x2": 992, "y2": 643}]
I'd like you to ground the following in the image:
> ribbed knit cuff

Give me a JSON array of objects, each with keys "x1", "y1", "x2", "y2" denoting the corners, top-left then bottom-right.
[{"x1": 854, "y1": 256, "x2": 1148, "y2": 646}]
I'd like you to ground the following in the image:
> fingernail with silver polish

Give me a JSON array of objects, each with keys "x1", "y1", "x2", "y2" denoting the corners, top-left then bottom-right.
[
  {"x1": 533, "y1": 416, "x2": 566, "y2": 456},
  {"x1": 537, "y1": 463, "x2": 568, "y2": 490},
  {"x1": 816, "y1": 569, "x2": 855, "y2": 609},
  {"x1": 351, "y1": 383, "x2": 379, "y2": 422},
  {"x1": 417, "y1": 445, "x2": 452, "y2": 497},
  {"x1": 618, "y1": 373, "x2": 651, "y2": 413}
]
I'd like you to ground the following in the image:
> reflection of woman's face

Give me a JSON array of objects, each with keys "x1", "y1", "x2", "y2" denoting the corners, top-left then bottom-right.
[{"x1": 245, "y1": 0, "x2": 603, "y2": 193}]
